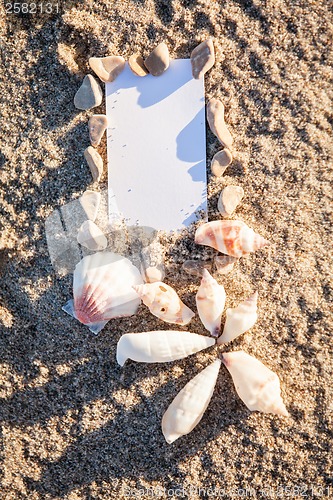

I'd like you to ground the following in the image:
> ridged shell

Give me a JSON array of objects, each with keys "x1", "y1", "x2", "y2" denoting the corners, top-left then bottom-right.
[
  {"x1": 133, "y1": 282, "x2": 195, "y2": 325},
  {"x1": 196, "y1": 269, "x2": 226, "y2": 337},
  {"x1": 217, "y1": 292, "x2": 258, "y2": 344},
  {"x1": 221, "y1": 351, "x2": 289, "y2": 416},
  {"x1": 63, "y1": 252, "x2": 143, "y2": 334},
  {"x1": 162, "y1": 359, "x2": 221, "y2": 443},
  {"x1": 195, "y1": 220, "x2": 269, "y2": 258},
  {"x1": 116, "y1": 331, "x2": 215, "y2": 366}
]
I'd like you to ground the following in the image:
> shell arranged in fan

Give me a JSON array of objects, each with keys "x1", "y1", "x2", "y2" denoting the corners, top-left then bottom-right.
[{"x1": 63, "y1": 251, "x2": 143, "y2": 334}]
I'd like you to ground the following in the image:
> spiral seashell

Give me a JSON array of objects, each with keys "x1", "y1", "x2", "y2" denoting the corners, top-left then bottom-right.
[
  {"x1": 217, "y1": 292, "x2": 258, "y2": 344},
  {"x1": 162, "y1": 359, "x2": 221, "y2": 443},
  {"x1": 116, "y1": 331, "x2": 215, "y2": 366},
  {"x1": 63, "y1": 252, "x2": 143, "y2": 334},
  {"x1": 221, "y1": 351, "x2": 289, "y2": 417},
  {"x1": 133, "y1": 282, "x2": 195, "y2": 325},
  {"x1": 195, "y1": 220, "x2": 269, "y2": 258},
  {"x1": 196, "y1": 269, "x2": 226, "y2": 337}
]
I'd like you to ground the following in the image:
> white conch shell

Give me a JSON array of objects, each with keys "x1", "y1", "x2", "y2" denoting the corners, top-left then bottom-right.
[
  {"x1": 116, "y1": 331, "x2": 215, "y2": 366},
  {"x1": 196, "y1": 269, "x2": 226, "y2": 337},
  {"x1": 63, "y1": 252, "x2": 143, "y2": 334},
  {"x1": 133, "y1": 282, "x2": 195, "y2": 325},
  {"x1": 221, "y1": 351, "x2": 289, "y2": 416},
  {"x1": 162, "y1": 359, "x2": 221, "y2": 444},
  {"x1": 195, "y1": 220, "x2": 269, "y2": 257},
  {"x1": 217, "y1": 292, "x2": 258, "y2": 344}
]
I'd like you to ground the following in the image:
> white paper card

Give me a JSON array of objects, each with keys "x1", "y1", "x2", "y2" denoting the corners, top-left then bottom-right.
[{"x1": 105, "y1": 59, "x2": 207, "y2": 232}]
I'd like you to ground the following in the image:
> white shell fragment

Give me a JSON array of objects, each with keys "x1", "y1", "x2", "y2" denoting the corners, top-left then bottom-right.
[
  {"x1": 116, "y1": 331, "x2": 215, "y2": 367},
  {"x1": 218, "y1": 292, "x2": 258, "y2": 344},
  {"x1": 218, "y1": 185, "x2": 244, "y2": 216},
  {"x1": 63, "y1": 252, "x2": 143, "y2": 334},
  {"x1": 133, "y1": 282, "x2": 195, "y2": 326},
  {"x1": 79, "y1": 190, "x2": 101, "y2": 222},
  {"x1": 77, "y1": 220, "x2": 107, "y2": 251},
  {"x1": 221, "y1": 351, "x2": 289, "y2": 417},
  {"x1": 196, "y1": 269, "x2": 226, "y2": 337},
  {"x1": 162, "y1": 359, "x2": 221, "y2": 444},
  {"x1": 195, "y1": 220, "x2": 269, "y2": 258},
  {"x1": 207, "y1": 98, "x2": 233, "y2": 149}
]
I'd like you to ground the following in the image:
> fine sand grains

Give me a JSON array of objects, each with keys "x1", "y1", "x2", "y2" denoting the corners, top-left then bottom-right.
[{"x1": 0, "y1": 1, "x2": 333, "y2": 498}]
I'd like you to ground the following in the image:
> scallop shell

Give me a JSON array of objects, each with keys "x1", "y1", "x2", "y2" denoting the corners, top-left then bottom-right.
[
  {"x1": 116, "y1": 331, "x2": 215, "y2": 366},
  {"x1": 63, "y1": 252, "x2": 143, "y2": 334},
  {"x1": 162, "y1": 359, "x2": 221, "y2": 443},
  {"x1": 217, "y1": 292, "x2": 258, "y2": 344},
  {"x1": 195, "y1": 220, "x2": 269, "y2": 257},
  {"x1": 133, "y1": 282, "x2": 195, "y2": 325},
  {"x1": 221, "y1": 351, "x2": 289, "y2": 416},
  {"x1": 196, "y1": 269, "x2": 226, "y2": 337}
]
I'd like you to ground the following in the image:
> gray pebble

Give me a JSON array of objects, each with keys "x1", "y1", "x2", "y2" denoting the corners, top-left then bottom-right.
[
  {"x1": 88, "y1": 114, "x2": 108, "y2": 147},
  {"x1": 144, "y1": 42, "x2": 170, "y2": 76},
  {"x1": 207, "y1": 98, "x2": 233, "y2": 148},
  {"x1": 84, "y1": 146, "x2": 103, "y2": 182},
  {"x1": 211, "y1": 149, "x2": 233, "y2": 177},
  {"x1": 74, "y1": 75, "x2": 103, "y2": 110},
  {"x1": 191, "y1": 38, "x2": 215, "y2": 79}
]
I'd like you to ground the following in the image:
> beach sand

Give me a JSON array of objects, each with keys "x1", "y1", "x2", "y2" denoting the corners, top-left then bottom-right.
[{"x1": 0, "y1": 1, "x2": 332, "y2": 498}]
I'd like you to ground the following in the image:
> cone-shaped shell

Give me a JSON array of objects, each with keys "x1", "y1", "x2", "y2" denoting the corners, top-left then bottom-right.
[
  {"x1": 162, "y1": 359, "x2": 221, "y2": 443},
  {"x1": 66, "y1": 252, "x2": 143, "y2": 333},
  {"x1": 221, "y1": 351, "x2": 289, "y2": 416},
  {"x1": 133, "y1": 282, "x2": 195, "y2": 325},
  {"x1": 196, "y1": 269, "x2": 226, "y2": 337},
  {"x1": 116, "y1": 331, "x2": 215, "y2": 366},
  {"x1": 195, "y1": 220, "x2": 269, "y2": 258},
  {"x1": 217, "y1": 292, "x2": 258, "y2": 344}
]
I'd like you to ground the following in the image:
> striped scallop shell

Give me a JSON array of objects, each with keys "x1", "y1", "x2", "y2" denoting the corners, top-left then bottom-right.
[
  {"x1": 195, "y1": 220, "x2": 269, "y2": 257},
  {"x1": 64, "y1": 252, "x2": 143, "y2": 334}
]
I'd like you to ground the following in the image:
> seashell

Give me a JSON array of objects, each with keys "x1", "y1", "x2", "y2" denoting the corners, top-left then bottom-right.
[
  {"x1": 133, "y1": 282, "x2": 195, "y2": 325},
  {"x1": 116, "y1": 331, "x2": 215, "y2": 366},
  {"x1": 221, "y1": 351, "x2": 289, "y2": 416},
  {"x1": 77, "y1": 220, "x2": 107, "y2": 251},
  {"x1": 196, "y1": 269, "x2": 226, "y2": 337},
  {"x1": 217, "y1": 292, "x2": 258, "y2": 344},
  {"x1": 195, "y1": 220, "x2": 269, "y2": 258},
  {"x1": 162, "y1": 359, "x2": 221, "y2": 443},
  {"x1": 218, "y1": 185, "x2": 244, "y2": 216},
  {"x1": 63, "y1": 252, "x2": 143, "y2": 334}
]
